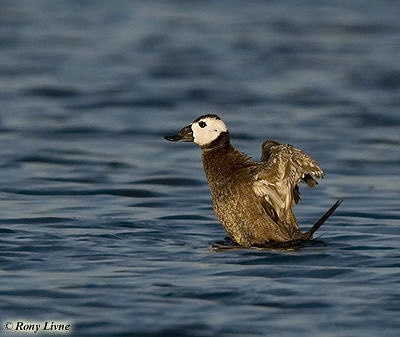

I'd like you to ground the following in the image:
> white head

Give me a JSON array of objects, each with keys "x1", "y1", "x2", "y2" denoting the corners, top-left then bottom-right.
[
  {"x1": 191, "y1": 115, "x2": 228, "y2": 146},
  {"x1": 165, "y1": 114, "x2": 228, "y2": 147}
]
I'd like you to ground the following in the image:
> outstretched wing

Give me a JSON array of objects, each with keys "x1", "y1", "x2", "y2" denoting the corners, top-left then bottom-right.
[{"x1": 253, "y1": 141, "x2": 324, "y2": 224}]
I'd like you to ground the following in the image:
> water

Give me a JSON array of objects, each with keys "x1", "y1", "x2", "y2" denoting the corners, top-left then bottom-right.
[{"x1": 0, "y1": 0, "x2": 399, "y2": 336}]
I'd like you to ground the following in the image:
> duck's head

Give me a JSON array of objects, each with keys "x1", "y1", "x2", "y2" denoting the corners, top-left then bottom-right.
[{"x1": 165, "y1": 114, "x2": 229, "y2": 147}]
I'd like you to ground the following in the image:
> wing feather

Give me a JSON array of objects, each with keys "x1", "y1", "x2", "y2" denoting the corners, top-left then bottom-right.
[{"x1": 254, "y1": 141, "x2": 324, "y2": 223}]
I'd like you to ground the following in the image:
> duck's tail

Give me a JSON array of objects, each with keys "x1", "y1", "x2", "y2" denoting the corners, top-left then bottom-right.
[{"x1": 304, "y1": 199, "x2": 343, "y2": 240}]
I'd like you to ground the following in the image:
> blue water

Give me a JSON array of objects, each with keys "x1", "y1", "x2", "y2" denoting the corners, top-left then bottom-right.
[{"x1": 1, "y1": 1, "x2": 400, "y2": 336}]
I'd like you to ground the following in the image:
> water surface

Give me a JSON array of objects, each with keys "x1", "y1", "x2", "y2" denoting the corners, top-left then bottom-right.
[{"x1": 0, "y1": 1, "x2": 399, "y2": 336}]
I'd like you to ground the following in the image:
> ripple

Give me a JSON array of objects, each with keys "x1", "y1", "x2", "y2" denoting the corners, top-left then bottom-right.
[
  {"x1": 22, "y1": 86, "x2": 81, "y2": 98},
  {"x1": 67, "y1": 96, "x2": 176, "y2": 110},
  {"x1": 2, "y1": 188, "x2": 162, "y2": 198},
  {"x1": 0, "y1": 217, "x2": 69, "y2": 225},
  {"x1": 157, "y1": 214, "x2": 212, "y2": 221},
  {"x1": 135, "y1": 176, "x2": 203, "y2": 187}
]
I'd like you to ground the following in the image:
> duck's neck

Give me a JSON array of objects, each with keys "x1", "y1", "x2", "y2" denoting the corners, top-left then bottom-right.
[{"x1": 201, "y1": 132, "x2": 252, "y2": 184}]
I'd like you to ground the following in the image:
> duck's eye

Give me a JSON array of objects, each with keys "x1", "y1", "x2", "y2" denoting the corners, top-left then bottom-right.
[{"x1": 198, "y1": 121, "x2": 207, "y2": 128}]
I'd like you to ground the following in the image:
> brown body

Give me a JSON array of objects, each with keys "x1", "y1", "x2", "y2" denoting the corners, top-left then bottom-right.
[{"x1": 202, "y1": 133, "x2": 304, "y2": 246}]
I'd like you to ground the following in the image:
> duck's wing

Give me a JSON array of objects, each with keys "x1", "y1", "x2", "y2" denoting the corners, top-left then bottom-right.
[{"x1": 253, "y1": 141, "x2": 324, "y2": 223}]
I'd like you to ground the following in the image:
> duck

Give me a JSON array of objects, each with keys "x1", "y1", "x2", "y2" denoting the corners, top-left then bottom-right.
[{"x1": 165, "y1": 114, "x2": 342, "y2": 248}]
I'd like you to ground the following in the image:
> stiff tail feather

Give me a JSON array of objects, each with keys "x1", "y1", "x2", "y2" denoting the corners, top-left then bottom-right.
[{"x1": 305, "y1": 199, "x2": 343, "y2": 239}]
